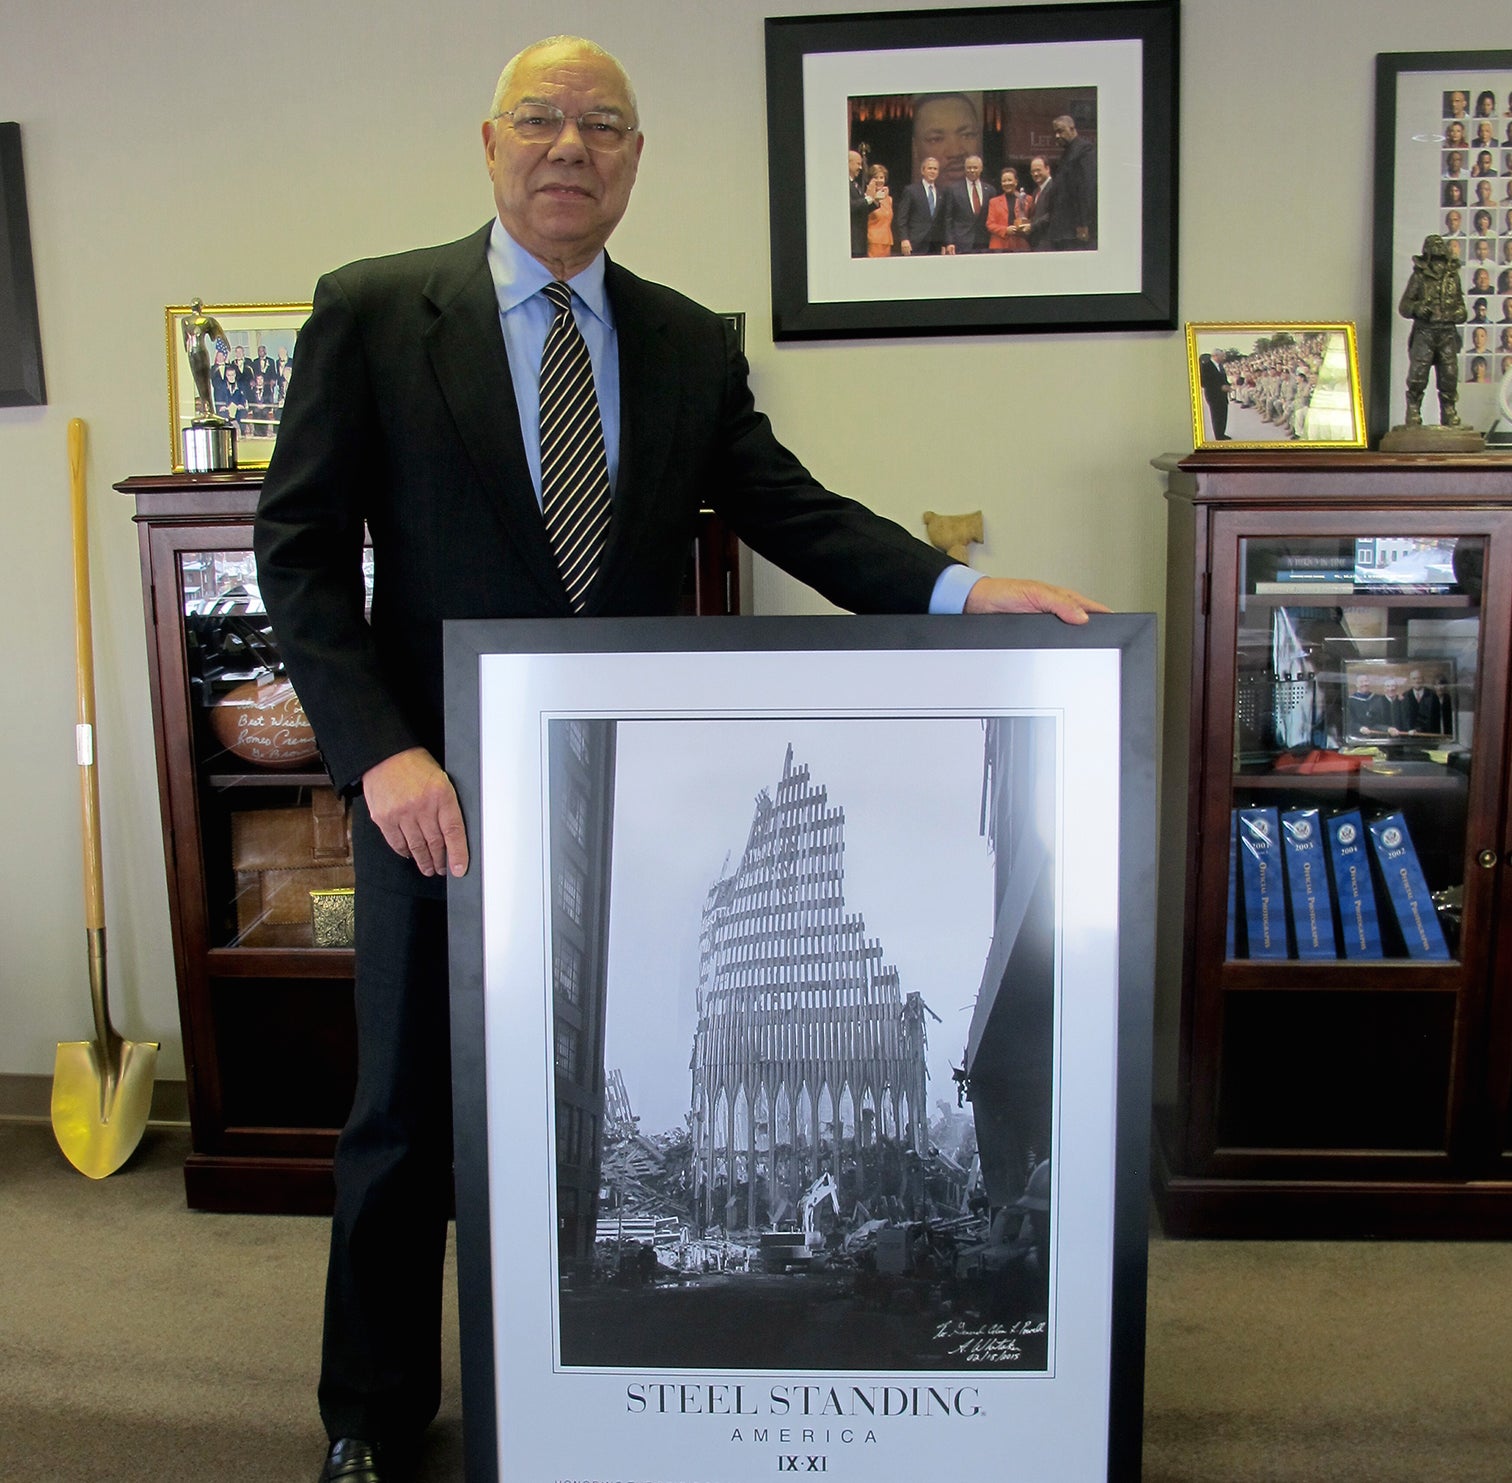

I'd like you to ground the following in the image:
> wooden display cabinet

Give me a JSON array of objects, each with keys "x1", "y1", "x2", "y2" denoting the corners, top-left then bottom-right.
[
  {"x1": 1153, "y1": 452, "x2": 1512, "y2": 1237},
  {"x1": 125, "y1": 473, "x2": 747, "y2": 1213}
]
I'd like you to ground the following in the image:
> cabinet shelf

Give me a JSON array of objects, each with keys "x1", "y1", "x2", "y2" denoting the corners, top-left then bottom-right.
[
  {"x1": 205, "y1": 769, "x2": 334, "y2": 790},
  {"x1": 1230, "y1": 768, "x2": 1468, "y2": 796},
  {"x1": 1155, "y1": 453, "x2": 1512, "y2": 1237},
  {"x1": 1243, "y1": 592, "x2": 1474, "y2": 610}
]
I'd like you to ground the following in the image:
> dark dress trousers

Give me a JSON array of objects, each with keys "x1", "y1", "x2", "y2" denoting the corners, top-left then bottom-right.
[{"x1": 254, "y1": 221, "x2": 951, "y2": 1443}]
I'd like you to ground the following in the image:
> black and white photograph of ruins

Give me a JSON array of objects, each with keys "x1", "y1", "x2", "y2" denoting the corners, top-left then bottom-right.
[{"x1": 546, "y1": 714, "x2": 1058, "y2": 1374}]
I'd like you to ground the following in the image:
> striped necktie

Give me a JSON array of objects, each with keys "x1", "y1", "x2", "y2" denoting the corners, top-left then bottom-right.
[{"x1": 539, "y1": 280, "x2": 612, "y2": 613}]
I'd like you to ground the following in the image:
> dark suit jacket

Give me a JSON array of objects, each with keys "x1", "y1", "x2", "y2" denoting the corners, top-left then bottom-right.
[
  {"x1": 849, "y1": 176, "x2": 878, "y2": 256},
  {"x1": 894, "y1": 182, "x2": 945, "y2": 253},
  {"x1": 944, "y1": 180, "x2": 999, "y2": 253},
  {"x1": 1027, "y1": 177, "x2": 1059, "y2": 250},
  {"x1": 255, "y1": 223, "x2": 950, "y2": 872}
]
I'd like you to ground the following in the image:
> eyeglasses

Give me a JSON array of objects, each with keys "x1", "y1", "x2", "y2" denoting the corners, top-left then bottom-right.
[{"x1": 494, "y1": 105, "x2": 638, "y2": 152}]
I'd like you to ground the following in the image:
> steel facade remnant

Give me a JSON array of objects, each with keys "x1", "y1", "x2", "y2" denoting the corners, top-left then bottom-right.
[{"x1": 690, "y1": 744, "x2": 929, "y2": 1230}]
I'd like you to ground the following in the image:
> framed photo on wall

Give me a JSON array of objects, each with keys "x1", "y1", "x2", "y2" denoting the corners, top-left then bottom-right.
[
  {"x1": 764, "y1": 1, "x2": 1178, "y2": 339},
  {"x1": 163, "y1": 302, "x2": 310, "y2": 470},
  {"x1": 1185, "y1": 322, "x2": 1367, "y2": 450},
  {"x1": 445, "y1": 614, "x2": 1157, "y2": 1483},
  {"x1": 1371, "y1": 50, "x2": 1512, "y2": 442}
]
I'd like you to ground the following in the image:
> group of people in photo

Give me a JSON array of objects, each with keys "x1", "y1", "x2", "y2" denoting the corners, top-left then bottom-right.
[
  {"x1": 1197, "y1": 332, "x2": 1342, "y2": 443},
  {"x1": 847, "y1": 90, "x2": 1096, "y2": 259},
  {"x1": 1439, "y1": 87, "x2": 1512, "y2": 386},
  {"x1": 206, "y1": 340, "x2": 296, "y2": 442}
]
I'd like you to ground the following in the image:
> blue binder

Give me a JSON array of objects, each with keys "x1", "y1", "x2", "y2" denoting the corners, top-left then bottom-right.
[
  {"x1": 1238, "y1": 807, "x2": 1286, "y2": 958},
  {"x1": 1367, "y1": 812, "x2": 1451, "y2": 960},
  {"x1": 1282, "y1": 809, "x2": 1338, "y2": 959},
  {"x1": 1325, "y1": 810, "x2": 1383, "y2": 959}
]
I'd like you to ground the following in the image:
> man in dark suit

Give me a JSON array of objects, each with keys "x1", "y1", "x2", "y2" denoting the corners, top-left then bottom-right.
[
  {"x1": 943, "y1": 154, "x2": 998, "y2": 254},
  {"x1": 1050, "y1": 116, "x2": 1096, "y2": 249},
  {"x1": 256, "y1": 35, "x2": 1103, "y2": 1483},
  {"x1": 895, "y1": 155, "x2": 947, "y2": 255},
  {"x1": 1025, "y1": 155, "x2": 1060, "y2": 251},
  {"x1": 1401, "y1": 669, "x2": 1445, "y2": 734},
  {"x1": 848, "y1": 148, "x2": 878, "y2": 256}
]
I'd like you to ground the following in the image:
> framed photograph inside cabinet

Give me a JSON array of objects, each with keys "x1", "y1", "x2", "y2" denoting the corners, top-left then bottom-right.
[
  {"x1": 1341, "y1": 657, "x2": 1458, "y2": 746},
  {"x1": 445, "y1": 614, "x2": 1157, "y2": 1483},
  {"x1": 763, "y1": 2, "x2": 1178, "y2": 339}
]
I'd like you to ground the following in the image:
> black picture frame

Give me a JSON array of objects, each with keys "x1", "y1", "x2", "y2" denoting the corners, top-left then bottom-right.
[
  {"x1": 763, "y1": 1, "x2": 1178, "y2": 340},
  {"x1": 1370, "y1": 50, "x2": 1512, "y2": 442},
  {"x1": 445, "y1": 613, "x2": 1156, "y2": 1483},
  {"x1": 0, "y1": 122, "x2": 46, "y2": 407}
]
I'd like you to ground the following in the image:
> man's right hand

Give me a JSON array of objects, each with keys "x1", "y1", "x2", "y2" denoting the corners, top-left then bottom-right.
[{"x1": 362, "y1": 746, "x2": 469, "y2": 877}]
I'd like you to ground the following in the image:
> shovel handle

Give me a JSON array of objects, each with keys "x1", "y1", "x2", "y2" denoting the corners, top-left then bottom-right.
[{"x1": 69, "y1": 418, "x2": 106, "y2": 933}]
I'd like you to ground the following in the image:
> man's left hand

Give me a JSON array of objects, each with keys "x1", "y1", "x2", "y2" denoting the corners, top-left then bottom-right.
[{"x1": 964, "y1": 577, "x2": 1111, "y2": 625}]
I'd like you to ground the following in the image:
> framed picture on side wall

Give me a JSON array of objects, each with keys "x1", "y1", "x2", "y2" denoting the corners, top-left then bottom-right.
[
  {"x1": 764, "y1": 1, "x2": 1178, "y2": 340},
  {"x1": 1371, "y1": 50, "x2": 1512, "y2": 442},
  {"x1": 1, "y1": 122, "x2": 46, "y2": 407},
  {"x1": 163, "y1": 302, "x2": 310, "y2": 471}
]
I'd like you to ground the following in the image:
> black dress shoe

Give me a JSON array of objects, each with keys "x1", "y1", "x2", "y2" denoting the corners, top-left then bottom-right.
[{"x1": 318, "y1": 1438, "x2": 384, "y2": 1482}]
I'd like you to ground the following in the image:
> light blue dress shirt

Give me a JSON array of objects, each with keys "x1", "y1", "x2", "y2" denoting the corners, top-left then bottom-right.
[{"x1": 486, "y1": 218, "x2": 972, "y2": 613}]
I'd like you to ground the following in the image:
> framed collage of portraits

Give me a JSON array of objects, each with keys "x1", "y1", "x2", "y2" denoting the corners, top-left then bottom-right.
[{"x1": 1371, "y1": 50, "x2": 1512, "y2": 441}]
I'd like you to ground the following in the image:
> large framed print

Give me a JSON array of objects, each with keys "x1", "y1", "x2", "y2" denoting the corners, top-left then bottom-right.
[
  {"x1": 764, "y1": 2, "x2": 1179, "y2": 340},
  {"x1": 445, "y1": 614, "x2": 1156, "y2": 1483},
  {"x1": 0, "y1": 122, "x2": 46, "y2": 407},
  {"x1": 1370, "y1": 51, "x2": 1512, "y2": 441}
]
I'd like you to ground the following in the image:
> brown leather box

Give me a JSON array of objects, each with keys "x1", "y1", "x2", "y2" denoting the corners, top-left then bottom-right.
[{"x1": 231, "y1": 789, "x2": 353, "y2": 947}]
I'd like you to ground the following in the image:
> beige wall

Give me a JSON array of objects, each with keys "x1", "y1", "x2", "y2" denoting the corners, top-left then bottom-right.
[{"x1": 1, "y1": 0, "x2": 1503, "y2": 1079}]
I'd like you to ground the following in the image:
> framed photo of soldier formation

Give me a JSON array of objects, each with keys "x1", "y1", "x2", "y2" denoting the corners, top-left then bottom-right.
[
  {"x1": 1185, "y1": 322, "x2": 1367, "y2": 450},
  {"x1": 763, "y1": 1, "x2": 1178, "y2": 340},
  {"x1": 1370, "y1": 50, "x2": 1512, "y2": 442},
  {"x1": 445, "y1": 614, "x2": 1157, "y2": 1483},
  {"x1": 0, "y1": 123, "x2": 46, "y2": 407},
  {"x1": 163, "y1": 301, "x2": 310, "y2": 471}
]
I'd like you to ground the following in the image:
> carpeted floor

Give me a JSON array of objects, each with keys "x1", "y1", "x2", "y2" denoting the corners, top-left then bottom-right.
[{"x1": 1, "y1": 1121, "x2": 1508, "y2": 1481}]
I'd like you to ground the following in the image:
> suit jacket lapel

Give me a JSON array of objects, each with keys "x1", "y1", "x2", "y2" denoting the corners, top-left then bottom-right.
[
  {"x1": 592, "y1": 258, "x2": 681, "y2": 607},
  {"x1": 422, "y1": 223, "x2": 567, "y2": 609}
]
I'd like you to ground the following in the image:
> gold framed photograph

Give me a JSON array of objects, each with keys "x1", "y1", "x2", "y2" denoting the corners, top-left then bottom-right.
[
  {"x1": 164, "y1": 302, "x2": 310, "y2": 471},
  {"x1": 1185, "y1": 321, "x2": 1367, "y2": 450}
]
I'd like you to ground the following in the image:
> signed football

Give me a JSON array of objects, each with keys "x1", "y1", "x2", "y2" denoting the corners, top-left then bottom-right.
[{"x1": 209, "y1": 678, "x2": 319, "y2": 768}]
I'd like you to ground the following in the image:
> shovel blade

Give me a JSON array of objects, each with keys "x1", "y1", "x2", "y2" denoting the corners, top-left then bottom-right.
[{"x1": 51, "y1": 1037, "x2": 160, "y2": 1179}]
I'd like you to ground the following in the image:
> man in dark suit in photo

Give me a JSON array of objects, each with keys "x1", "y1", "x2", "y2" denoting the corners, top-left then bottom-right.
[
  {"x1": 896, "y1": 155, "x2": 947, "y2": 255},
  {"x1": 1050, "y1": 114, "x2": 1096, "y2": 249},
  {"x1": 1025, "y1": 155, "x2": 1059, "y2": 251},
  {"x1": 848, "y1": 148, "x2": 878, "y2": 257},
  {"x1": 943, "y1": 154, "x2": 998, "y2": 254},
  {"x1": 255, "y1": 35, "x2": 1103, "y2": 1483}
]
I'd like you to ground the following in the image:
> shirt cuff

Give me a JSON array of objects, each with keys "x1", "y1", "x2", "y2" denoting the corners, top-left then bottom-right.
[{"x1": 928, "y1": 563, "x2": 980, "y2": 614}]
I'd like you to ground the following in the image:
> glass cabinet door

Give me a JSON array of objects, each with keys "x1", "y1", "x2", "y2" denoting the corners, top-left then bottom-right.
[
  {"x1": 1225, "y1": 529, "x2": 1482, "y2": 966},
  {"x1": 180, "y1": 545, "x2": 372, "y2": 951}
]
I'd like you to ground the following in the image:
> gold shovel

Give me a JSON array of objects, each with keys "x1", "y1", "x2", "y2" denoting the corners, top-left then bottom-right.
[{"x1": 51, "y1": 418, "x2": 159, "y2": 1178}]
